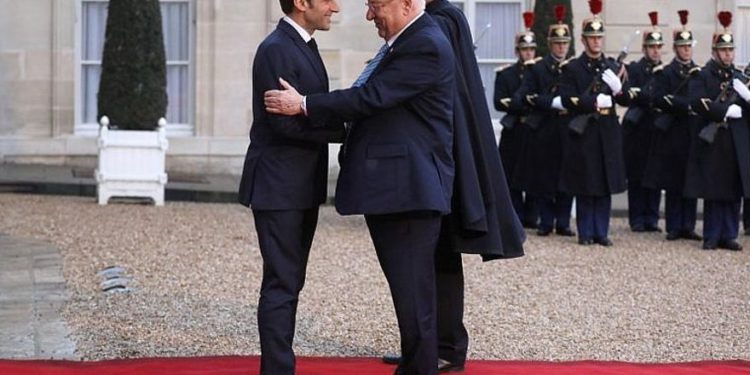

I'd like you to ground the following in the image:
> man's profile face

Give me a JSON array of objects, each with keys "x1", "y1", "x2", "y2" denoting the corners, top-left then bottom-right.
[
  {"x1": 366, "y1": 0, "x2": 409, "y2": 40},
  {"x1": 550, "y1": 42, "x2": 570, "y2": 60},
  {"x1": 304, "y1": 0, "x2": 340, "y2": 32},
  {"x1": 674, "y1": 44, "x2": 692, "y2": 61}
]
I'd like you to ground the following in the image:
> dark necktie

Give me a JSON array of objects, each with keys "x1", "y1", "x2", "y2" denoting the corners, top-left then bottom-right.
[{"x1": 307, "y1": 38, "x2": 318, "y2": 53}]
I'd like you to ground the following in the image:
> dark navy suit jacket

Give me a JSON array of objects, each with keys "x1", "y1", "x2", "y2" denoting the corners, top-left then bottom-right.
[
  {"x1": 306, "y1": 14, "x2": 455, "y2": 216},
  {"x1": 238, "y1": 20, "x2": 344, "y2": 210}
]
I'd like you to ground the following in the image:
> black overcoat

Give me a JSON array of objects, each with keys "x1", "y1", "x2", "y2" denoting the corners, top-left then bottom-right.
[
  {"x1": 642, "y1": 58, "x2": 699, "y2": 191},
  {"x1": 684, "y1": 59, "x2": 750, "y2": 201},
  {"x1": 557, "y1": 53, "x2": 627, "y2": 197},
  {"x1": 495, "y1": 62, "x2": 533, "y2": 191},
  {"x1": 427, "y1": 0, "x2": 525, "y2": 259},
  {"x1": 512, "y1": 54, "x2": 568, "y2": 198},
  {"x1": 619, "y1": 57, "x2": 659, "y2": 182}
]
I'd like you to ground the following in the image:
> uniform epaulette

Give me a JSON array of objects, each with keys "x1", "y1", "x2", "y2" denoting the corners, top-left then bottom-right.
[
  {"x1": 524, "y1": 57, "x2": 543, "y2": 66},
  {"x1": 689, "y1": 66, "x2": 702, "y2": 75},
  {"x1": 559, "y1": 57, "x2": 574, "y2": 68},
  {"x1": 652, "y1": 64, "x2": 665, "y2": 73},
  {"x1": 494, "y1": 64, "x2": 511, "y2": 73}
]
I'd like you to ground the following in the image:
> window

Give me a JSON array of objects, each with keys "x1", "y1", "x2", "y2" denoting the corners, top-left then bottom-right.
[
  {"x1": 451, "y1": 0, "x2": 523, "y2": 118},
  {"x1": 76, "y1": 0, "x2": 194, "y2": 136},
  {"x1": 737, "y1": 2, "x2": 750, "y2": 67}
]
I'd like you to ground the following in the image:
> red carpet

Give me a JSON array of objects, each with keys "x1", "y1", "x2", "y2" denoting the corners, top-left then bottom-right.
[{"x1": 1, "y1": 356, "x2": 749, "y2": 375}]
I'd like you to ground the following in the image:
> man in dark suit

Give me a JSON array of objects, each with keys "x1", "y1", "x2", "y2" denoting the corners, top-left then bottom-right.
[
  {"x1": 378, "y1": 0, "x2": 526, "y2": 372},
  {"x1": 265, "y1": 1, "x2": 455, "y2": 373},
  {"x1": 237, "y1": 1, "x2": 343, "y2": 374}
]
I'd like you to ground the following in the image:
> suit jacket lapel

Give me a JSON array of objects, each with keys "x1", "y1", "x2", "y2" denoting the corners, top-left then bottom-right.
[
  {"x1": 277, "y1": 20, "x2": 329, "y2": 89},
  {"x1": 369, "y1": 14, "x2": 431, "y2": 79}
]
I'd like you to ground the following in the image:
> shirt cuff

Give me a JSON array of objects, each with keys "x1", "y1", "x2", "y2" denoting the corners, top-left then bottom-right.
[{"x1": 301, "y1": 96, "x2": 308, "y2": 116}]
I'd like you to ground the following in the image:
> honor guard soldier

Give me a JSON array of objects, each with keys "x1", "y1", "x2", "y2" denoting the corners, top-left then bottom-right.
[
  {"x1": 642, "y1": 10, "x2": 702, "y2": 241},
  {"x1": 495, "y1": 12, "x2": 540, "y2": 229},
  {"x1": 514, "y1": 5, "x2": 575, "y2": 237},
  {"x1": 620, "y1": 11, "x2": 663, "y2": 233},
  {"x1": 685, "y1": 11, "x2": 750, "y2": 251},
  {"x1": 557, "y1": 0, "x2": 627, "y2": 246}
]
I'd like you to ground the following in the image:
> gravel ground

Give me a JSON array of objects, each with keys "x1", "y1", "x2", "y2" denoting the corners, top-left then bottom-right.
[{"x1": 1, "y1": 193, "x2": 749, "y2": 362}]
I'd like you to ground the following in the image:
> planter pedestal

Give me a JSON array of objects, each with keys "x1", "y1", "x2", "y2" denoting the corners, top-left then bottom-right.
[{"x1": 95, "y1": 117, "x2": 169, "y2": 206}]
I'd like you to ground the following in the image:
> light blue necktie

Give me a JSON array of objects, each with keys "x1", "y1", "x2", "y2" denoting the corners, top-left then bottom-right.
[{"x1": 351, "y1": 43, "x2": 389, "y2": 87}]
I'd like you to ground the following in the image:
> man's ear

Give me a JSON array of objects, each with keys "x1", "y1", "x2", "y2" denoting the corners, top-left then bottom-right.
[{"x1": 293, "y1": 0, "x2": 308, "y2": 12}]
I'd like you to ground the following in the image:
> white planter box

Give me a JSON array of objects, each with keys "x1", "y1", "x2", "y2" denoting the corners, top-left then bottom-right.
[{"x1": 95, "y1": 117, "x2": 169, "y2": 206}]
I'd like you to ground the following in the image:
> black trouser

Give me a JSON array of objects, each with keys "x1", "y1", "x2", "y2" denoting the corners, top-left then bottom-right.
[
  {"x1": 254, "y1": 208, "x2": 319, "y2": 375},
  {"x1": 434, "y1": 225, "x2": 468, "y2": 366},
  {"x1": 366, "y1": 212, "x2": 442, "y2": 375}
]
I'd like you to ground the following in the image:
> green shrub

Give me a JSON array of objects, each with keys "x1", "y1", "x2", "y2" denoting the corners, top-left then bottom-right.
[{"x1": 98, "y1": 0, "x2": 167, "y2": 130}]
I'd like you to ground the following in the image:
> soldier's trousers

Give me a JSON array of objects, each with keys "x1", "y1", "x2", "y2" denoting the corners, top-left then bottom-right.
[
  {"x1": 627, "y1": 181, "x2": 661, "y2": 230},
  {"x1": 703, "y1": 199, "x2": 740, "y2": 244},
  {"x1": 576, "y1": 195, "x2": 611, "y2": 241},
  {"x1": 664, "y1": 191, "x2": 697, "y2": 235},
  {"x1": 538, "y1": 193, "x2": 573, "y2": 231},
  {"x1": 510, "y1": 189, "x2": 539, "y2": 227}
]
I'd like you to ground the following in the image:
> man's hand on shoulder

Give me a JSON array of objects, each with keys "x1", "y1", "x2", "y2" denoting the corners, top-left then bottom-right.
[{"x1": 265, "y1": 77, "x2": 304, "y2": 116}]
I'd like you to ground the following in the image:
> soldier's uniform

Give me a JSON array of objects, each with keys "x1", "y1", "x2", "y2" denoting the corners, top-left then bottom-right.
[
  {"x1": 642, "y1": 10, "x2": 702, "y2": 241},
  {"x1": 557, "y1": 2, "x2": 627, "y2": 246},
  {"x1": 495, "y1": 13, "x2": 539, "y2": 228},
  {"x1": 685, "y1": 12, "x2": 750, "y2": 250},
  {"x1": 619, "y1": 12, "x2": 663, "y2": 233},
  {"x1": 513, "y1": 5, "x2": 574, "y2": 237}
]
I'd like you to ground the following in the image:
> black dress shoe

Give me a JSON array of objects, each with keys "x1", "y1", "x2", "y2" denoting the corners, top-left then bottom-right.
[
  {"x1": 702, "y1": 241, "x2": 718, "y2": 250},
  {"x1": 631, "y1": 225, "x2": 646, "y2": 232},
  {"x1": 578, "y1": 238, "x2": 594, "y2": 245},
  {"x1": 644, "y1": 225, "x2": 662, "y2": 233},
  {"x1": 718, "y1": 240, "x2": 743, "y2": 251},
  {"x1": 537, "y1": 228, "x2": 552, "y2": 236},
  {"x1": 522, "y1": 221, "x2": 538, "y2": 229},
  {"x1": 681, "y1": 230, "x2": 702, "y2": 241},
  {"x1": 556, "y1": 227, "x2": 576, "y2": 236},
  {"x1": 438, "y1": 358, "x2": 465, "y2": 373},
  {"x1": 382, "y1": 355, "x2": 400, "y2": 365},
  {"x1": 666, "y1": 232, "x2": 680, "y2": 241},
  {"x1": 595, "y1": 237, "x2": 613, "y2": 247}
]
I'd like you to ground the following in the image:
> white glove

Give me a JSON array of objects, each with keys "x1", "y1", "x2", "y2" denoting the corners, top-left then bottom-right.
[
  {"x1": 551, "y1": 96, "x2": 564, "y2": 110},
  {"x1": 725, "y1": 104, "x2": 743, "y2": 119},
  {"x1": 601, "y1": 69, "x2": 622, "y2": 95},
  {"x1": 733, "y1": 78, "x2": 750, "y2": 102},
  {"x1": 596, "y1": 94, "x2": 613, "y2": 109}
]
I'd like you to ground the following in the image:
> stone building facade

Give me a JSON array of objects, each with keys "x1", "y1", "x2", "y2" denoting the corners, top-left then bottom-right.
[{"x1": 0, "y1": 0, "x2": 747, "y2": 175}]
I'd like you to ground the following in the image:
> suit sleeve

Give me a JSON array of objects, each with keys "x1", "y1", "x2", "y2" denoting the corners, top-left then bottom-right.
[
  {"x1": 254, "y1": 44, "x2": 345, "y2": 143},
  {"x1": 305, "y1": 38, "x2": 454, "y2": 125}
]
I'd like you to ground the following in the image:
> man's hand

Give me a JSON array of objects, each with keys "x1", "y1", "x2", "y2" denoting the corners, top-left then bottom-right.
[
  {"x1": 265, "y1": 78, "x2": 304, "y2": 115},
  {"x1": 726, "y1": 103, "x2": 743, "y2": 119},
  {"x1": 733, "y1": 78, "x2": 750, "y2": 102},
  {"x1": 596, "y1": 93, "x2": 613, "y2": 109},
  {"x1": 602, "y1": 69, "x2": 622, "y2": 95}
]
